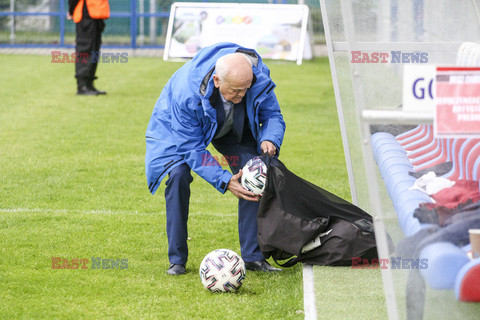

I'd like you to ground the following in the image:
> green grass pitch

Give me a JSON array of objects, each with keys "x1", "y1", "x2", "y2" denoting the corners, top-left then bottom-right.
[{"x1": 0, "y1": 53, "x2": 387, "y2": 319}]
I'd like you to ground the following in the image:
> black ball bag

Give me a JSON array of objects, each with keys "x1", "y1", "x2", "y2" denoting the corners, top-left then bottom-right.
[{"x1": 257, "y1": 156, "x2": 380, "y2": 267}]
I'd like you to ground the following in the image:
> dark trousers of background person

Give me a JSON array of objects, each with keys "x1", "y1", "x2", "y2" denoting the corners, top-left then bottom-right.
[
  {"x1": 164, "y1": 129, "x2": 265, "y2": 266},
  {"x1": 75, "y1": 12, "x2": 105, "y2": 91}
]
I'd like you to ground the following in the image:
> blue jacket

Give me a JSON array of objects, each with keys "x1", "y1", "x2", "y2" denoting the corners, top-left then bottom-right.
[{"x1": 145, "y1": 42, "x2": 286, "y2": 195}]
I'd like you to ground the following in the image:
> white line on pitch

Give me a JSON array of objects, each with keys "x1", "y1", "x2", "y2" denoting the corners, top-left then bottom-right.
[{"x1": 303, "y1": 264, "x2": 318, "y2": 319}]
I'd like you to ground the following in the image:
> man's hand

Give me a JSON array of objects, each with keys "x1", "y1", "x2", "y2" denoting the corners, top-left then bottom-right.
[
  {"x1": 67, "y1": 13, "x2": 72, "y2": 20},
  {"x1": 261, "y1": 140, "x2": 277, "y2": 156},
  {"x1": 227, "y1": 170, "x2": 259, "y2": 201}
]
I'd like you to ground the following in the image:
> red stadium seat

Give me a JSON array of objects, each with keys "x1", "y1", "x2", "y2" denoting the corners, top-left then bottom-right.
[
  {"x1": 403, "y1": 125, "x2": 435, "y2": 152},
  {"x1": 465, "y1": 142, "x2": 480, "y2": 180},
  {"x1": 407, "y1": 137, "x2": 440, "y2": 160},
  {"x1": 444, "y1": 139, "x2": 479, "y2": 181},
  {"x1": 397, "y1": 125, "x2": 429, "y2": 147},
  {"x1": 413, "y1": 139, "x2": 451, "y2": 171},
  {"x1": 396, "y1": 124, "x2": 424, "y2": 142}
]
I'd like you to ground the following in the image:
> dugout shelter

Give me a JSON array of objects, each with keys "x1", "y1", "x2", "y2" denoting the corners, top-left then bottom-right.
[{"x1": 319, "y1": 0, "x2": 480, "y2": 319}]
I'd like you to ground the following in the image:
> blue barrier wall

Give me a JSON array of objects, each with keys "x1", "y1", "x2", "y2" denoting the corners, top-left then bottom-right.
[{"x1": 0, "y1": 0, "x2": 320, "y2": 48}]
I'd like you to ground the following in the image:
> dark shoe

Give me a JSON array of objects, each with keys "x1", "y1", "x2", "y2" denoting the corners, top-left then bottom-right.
[
  {"x1": 244, "y1": 260, "x2": 282, "y2": 272},
  {"x1": 88, "y1": 83, "x2": 106, "y2": 95},
  {"x1": 91, "y1": 86, "x2": 106, "y2": 95},
  {"x1": 77, "y1": 85, "x2": 99, "y2": 96},
  {"x1": 167, "y1": 263, "x2": 186, "y2": 276}
]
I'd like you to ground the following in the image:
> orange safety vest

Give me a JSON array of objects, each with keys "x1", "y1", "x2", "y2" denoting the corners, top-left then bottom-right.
[{"x1": 73, "y1": 0, "x2": 110, "y2": 23}]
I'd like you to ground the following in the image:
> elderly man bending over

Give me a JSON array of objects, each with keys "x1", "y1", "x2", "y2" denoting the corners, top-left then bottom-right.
[{"x1": 145, "y1": 42, "x2": 286, "y2": 275}]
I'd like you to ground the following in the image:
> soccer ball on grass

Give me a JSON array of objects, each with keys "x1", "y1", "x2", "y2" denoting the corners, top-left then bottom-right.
[{"x1": 199, "y1": 249, "x2": 246, "y2": 293}]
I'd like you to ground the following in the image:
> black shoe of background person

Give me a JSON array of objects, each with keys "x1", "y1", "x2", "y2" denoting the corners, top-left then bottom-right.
[
  {"x1": 89, "y1": 84, "x2": 106, "y2": 95},
  {"x1": 244, "y1": 260, "x2": 282, "y2": 272},
  {"x1": 77, "y1": 85, "x2": 99, "y2": 96},
  {"x1": 167, "y1": 263, "x2": 186, "y2": 276}
]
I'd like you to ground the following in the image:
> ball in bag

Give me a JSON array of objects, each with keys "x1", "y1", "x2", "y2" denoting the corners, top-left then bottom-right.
[
  {"x1": 199, "y1": 249, "x2": 246, "y2": 293},
  {"x1": 241, "y1": 157, "x2": 267, "y2": 196}
]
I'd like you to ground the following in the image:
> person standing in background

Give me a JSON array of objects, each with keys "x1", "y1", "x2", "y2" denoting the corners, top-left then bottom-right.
[{"x1": 68, "y1": 0, "x2": 109, "y2": 95}]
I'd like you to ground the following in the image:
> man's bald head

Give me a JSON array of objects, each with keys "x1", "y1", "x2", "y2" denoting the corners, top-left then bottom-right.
[
  {"x1": 213, "y1": 53, "x2": 253, "y2": 104},
  {"x1": 215, "y1": 53, "x2": 253, "y2": 83}
]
